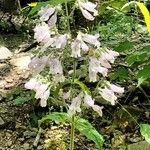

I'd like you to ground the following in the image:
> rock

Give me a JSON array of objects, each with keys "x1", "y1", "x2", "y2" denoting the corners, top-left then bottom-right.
[
  {"x1": 37, "y1": 145, "x2": 43, "y2": 150},
  {"x1": 23, "y1": 130, "x2": 36, "y2": 138},
  {"x1": 127, "y1": 141, "x2": 150, "y2": 150},
  {"x1": 10, "y1": 53, "x2": 31, "y2": 69},
  {"x1": 0, "y1": 46, "x2": 13, "y2": 59},
  {"x1": 22, "y1": 143, "x2": 30, "y2": 150},
  {"x1": 0, "y1": 117, "x2": 5, "y2": 126}
]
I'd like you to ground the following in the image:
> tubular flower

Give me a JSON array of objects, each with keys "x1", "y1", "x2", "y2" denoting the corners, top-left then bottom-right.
[
  {"x1": 28, "y1": 56, "x2": 49, "y2": 75},
  {"x1": 51, "y1": 34, "x2": 67, "y2": 49},
  {"x1": 99, "y1": 83, "x2": 124, "y2": 105},
  {"x1": 89, "y1": 57, "x2": 108, "y2": 82},
  {"x1": 48, "y1": 58, "x2": 65, "y2": 82},
  {"x1": 68, "y1": 94, "x2": 83, "y2": 116},
  {"x1": 78, "y1": 0, "x2": 98, "y2": 21},
  {"x1": 83, "y1": 93, "x2": 103, "y2": 116},
  {"x1": 71, "y1": 32, "x2": 100, "y2": 58},
  {"x1": 38, "y1": 5, "x2": 55, "y2": 21},
  {"x1": 25, "y1": 78, "x2": 50, "y2": 107},
  {"x1": 34, "y1": 23, "x2": 51, "y2": 44}
]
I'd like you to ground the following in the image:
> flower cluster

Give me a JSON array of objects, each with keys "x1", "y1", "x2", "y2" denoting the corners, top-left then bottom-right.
[
  {"x1": 25, "y1": 78, "x2": 50, "y2": 107},
  {"x1": 28, "y1": 56, "x2": 64, "y2": 82},
  {"x1": 89, "y1": 49, "x2": 119, "y2": 82},
  {"x1": 24, "y1": 2, "x2": 124, "y2": 114},
  {"x1": 68, "y1": 92, "x2": 103, "y2": 116},
  {"x1": 99, "y1": 82, "x2": 124, "y2": 105},
  {"x1": 77, "y1": 0, "x2": 98, "y2": 21},
  {"x1": 71, "y1": 32, "x2": 100, "y2": 58}
]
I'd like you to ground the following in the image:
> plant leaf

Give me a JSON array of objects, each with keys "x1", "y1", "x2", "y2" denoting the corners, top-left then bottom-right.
[
  {"x1": 140, "y1": 124, "x2": 150, "y2": 143},
  {"x1": 39, "y1": 112, "x2": 70, "y2": 126},
  {"x1": 28, "y1": 2, "x2": 38, "y2": 7},
  {"x1": 75, "y1": 117, "x2": 104, "y2": 148},
  {"x1": 137, "y1": 65, "x2": 150, "y2": 86},
  {"x1": 28, "y1": 0, "x2": 72, "y2": 16},
  {"x1": 74, "y1": 79, "x2": 91, "y2": 95},
  {"x1": 122, "y1": 1, "x2": 150, "y2": 32},
  {"x1": 136, "y1": 2, "x2": 150, "y2": 32}
]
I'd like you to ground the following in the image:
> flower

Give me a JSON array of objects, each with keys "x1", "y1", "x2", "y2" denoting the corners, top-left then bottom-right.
[
  {"x1": 82, "y1": 33, "x2": 100, "y2": 47},
  {"x1": 48, "y1": 58, "x2": 64, "y2": 82},
  {"x1": 92, "y1": 105, "x2": 103, "y2": 117},
  {"x1": 68, "y1": 94, "x2": 83, "y2": 116},
  {"x1": 99, "y1": 87, "x2": 117, "y2": 105},
  {"x1": 51, "y1": 34, "x2": 67, "y2": 49},
  {"x1": 28, "y1": 56, "x2": 49, "y2": 75},
  {"x1": 71, "y1": 32, "x2": 100, "y2": 58},
  {"x1": 84, "y1": 93, "x2": 94, "y2": 107},
  {"x1": 89, "y1": 57, "x2": 108, "y2": 82},
  {"x1": 78, "y1": 0, "x2": 98, "y2": 21},
  {"x1": 99, "y1": 83, "x2": 124, "y2": 105},
  {"x1": 24, "y1": 78, "x2": 40, "y2": 90},
  {"x1": 48, "y1": 12, "x2": 57, "y2": 28},
  {"x1": 34, "y1": 23, "x2": 51, "y2": 44},
  {"x1": 38, "y1": 5, "x2": 55, "y2": 21},
  {"x1": 83, "y1": 93, "x2": 103, "y2": 116},
  {"x1": 24, "y1": 78, "x2": 50, "y2": 107}
]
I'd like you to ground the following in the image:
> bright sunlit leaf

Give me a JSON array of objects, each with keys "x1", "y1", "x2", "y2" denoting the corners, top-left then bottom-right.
[
  {"x1": 122, "y1": 1, "x2": 150, "y2": 32},
  {"x1": 28, "y1": 2, "x2": 38, "y2": 7}
]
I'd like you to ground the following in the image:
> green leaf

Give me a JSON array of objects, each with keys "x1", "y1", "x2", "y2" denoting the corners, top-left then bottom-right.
[
  {"x1": 39, "y1": 112, "x2": 70, "y2": 126},
  {"x1": 75, "y1": 118, "x2": 104, "y2": 148},
  {"x1": 73, "y1": 79, "x2": 91, "y2": 95},
  {"x1": 137, "y1": 65, "x2": 150, "y2": 86},
  {"x1": 14, "y1": 97, "x2": 31, "y2": 105},
  {"x1": 140, "y1": 124, "x2": 150, "y2": 143},
  {"x1": 114, "y1": 40, "x2": 134, "y2": 52},
  {"x1": 109, "y1": 67, "x2": 129, "y2": 81},
  {"x1": 28, "y1": 0, "x2": 72, "y2": 16}
]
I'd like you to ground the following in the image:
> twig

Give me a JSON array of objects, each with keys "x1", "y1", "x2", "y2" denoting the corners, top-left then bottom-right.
[{"x1": 33, "y1": 127, "x2": 42, "y2": 147}]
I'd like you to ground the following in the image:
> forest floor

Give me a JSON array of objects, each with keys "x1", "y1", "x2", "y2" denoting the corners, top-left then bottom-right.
[{"x1": 0, "y1": 33, "x2": 150, "y2": 150}]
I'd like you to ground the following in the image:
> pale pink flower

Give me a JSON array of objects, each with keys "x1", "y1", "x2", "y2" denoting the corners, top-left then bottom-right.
[
  {"x1": 92, "y1": 105, "x2": 103, "y2": 116},
  {"x1": 99, "y1": 87, "x2": 117, "y2": 105},
  {"x1": 71, "y1": 32, "x2": 100, "y2": 58},
  {"x1": 71, "y1": 39, "x2": 81, "y2": 58},
  {"x1": 82, "y1": 33, "x2": 100, "y2": 47},
  {"x1": 39, "y1": 89, "x2": 50, "y2": 107},
  {"x1": 38, "y1": 5, "x2": 55, "y2": 21},
  {"x1": 28, "y1": 56, "x2": 49, "y2": 74},
  {"x1": 89, "y1": 57, "x2": 108, "y2": 82},
  {"x1": 84, "y1": 93, "x2": 94, "y2": 107},
  {"x1": 25, "y1": 79, "x2": 50, "y2": 107},
  {"x1": 34, "y1": 23, "x2": 51, "y2": 44},
  {"x1": 24, "y1": 78, "x2": 40, "y2": 90},
  {"x1": 107, "y1": 83, "x2": 124, "y2": 94},
  {"x1": 78, "y1": 1, "x2": 98, "y2": 21},
  {"x1": 84, "y1": 93, "x2": 103, "y2": 116},
  {"x1": 68, "y1": 94, "x2": 82, "y2": 116},
  {"x1": 48, "y1": 58, "x2": 63, "y2": 75},
  {"x1": 48, "y1": 12, "x2": 57, "y2": 28},
  {"x1": 51, "y1": 34, "x2": 67, "y2": 49}
]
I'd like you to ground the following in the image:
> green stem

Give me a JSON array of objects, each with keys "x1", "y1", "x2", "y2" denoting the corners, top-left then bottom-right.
[
  {"x1": 65, "y1": 0, "x2": 71, "y2": 34},
  {"x1": 70, "y1": 115, "x2": 75, "y2": 150}
]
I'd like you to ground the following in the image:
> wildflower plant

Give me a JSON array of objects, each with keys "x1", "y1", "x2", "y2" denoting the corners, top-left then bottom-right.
[{"x1": 25, "y1": 0, "x2": 124, "y2": 149}]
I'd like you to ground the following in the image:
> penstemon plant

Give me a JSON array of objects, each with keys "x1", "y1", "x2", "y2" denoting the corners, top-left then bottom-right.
[{"x1": 24, "y1": 0, "x2": 124, "y2": 149}]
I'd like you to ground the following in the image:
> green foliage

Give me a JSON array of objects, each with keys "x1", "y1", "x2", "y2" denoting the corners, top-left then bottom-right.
[
  {"x1": 114, "y1": 40, "x2": 134, "y2": 52},
  {"x1": 39, "y1": 112, "x2": 70, "y2": 126},
  {"x1": 137, "y1": 65, "x2": 150, "y2": 86},
  {"x1": 28, "y1": 0, "x2": 73, "y2": 16},
  {"x1": 109, "y1": 67, "x2": 129, "y2": 81},
  {"x1": 73, "y1": 79, "x2": 91, "y2": 95},
  {"x1": 140, "y1": 124, "x2": 150, "y2": 143},
  {"x1": 7, "y1": 87, "x2": 34, "y2": 105},
  {"x1": 39, "y1": 113, "x2": 104, "y2": 148},
  {"x1": 75, "y1": 117, "x2": 104, "y2": 148}
]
